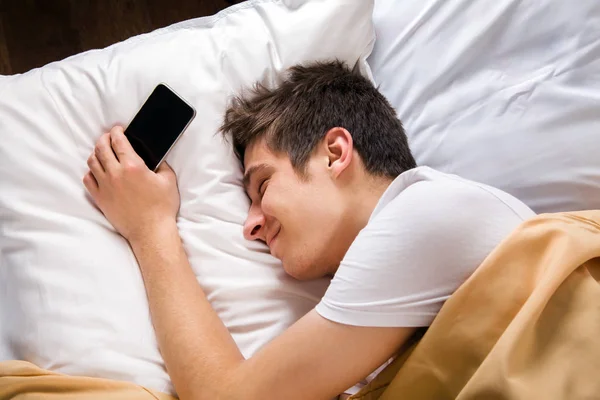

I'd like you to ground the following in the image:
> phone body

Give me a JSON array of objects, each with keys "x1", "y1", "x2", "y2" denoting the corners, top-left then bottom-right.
[{"x1": 124, "y1": 83, "x2": 196, "y2": 171}]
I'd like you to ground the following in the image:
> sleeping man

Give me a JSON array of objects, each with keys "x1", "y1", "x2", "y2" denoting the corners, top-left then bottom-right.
[{"x1": 83, "y1": 61, "x2": 535, "y2": 400}]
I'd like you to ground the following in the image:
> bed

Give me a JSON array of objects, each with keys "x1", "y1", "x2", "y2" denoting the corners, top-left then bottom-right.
[{"x1": 1, "y1": 0, "x2": 599, "y2": 398}]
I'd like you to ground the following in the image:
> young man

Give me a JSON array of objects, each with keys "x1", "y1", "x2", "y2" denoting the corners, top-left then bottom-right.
[{"x1": 83, "y1": 61, "x2": 535, "y2": 400}]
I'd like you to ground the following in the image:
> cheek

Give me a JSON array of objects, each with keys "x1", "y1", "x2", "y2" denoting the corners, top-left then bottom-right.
[
  {"x1": 264, "y1": 179, "x2": 336, "y2": 249},
  {"x1": 268, "y1": 183, "x2": 332, "y2": 233},
  {"x1": 260, "y1": 192, "x2": 282, "y2": 219},
  {"x1": 261, "y1": 182, "x2": 298, "y2": 219},
  {"x1": 287, "y1": 210, "x2": 337, "y2": 271}
]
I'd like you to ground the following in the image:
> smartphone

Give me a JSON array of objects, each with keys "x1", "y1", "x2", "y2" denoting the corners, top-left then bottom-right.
[{"x1": 124, "y1": 83, "x2": 196, "y2": 171}]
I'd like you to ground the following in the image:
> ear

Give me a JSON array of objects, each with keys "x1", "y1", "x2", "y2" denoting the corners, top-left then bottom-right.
[{"x1": 323, "y1": 127, "x2": 353, "y2": 179}]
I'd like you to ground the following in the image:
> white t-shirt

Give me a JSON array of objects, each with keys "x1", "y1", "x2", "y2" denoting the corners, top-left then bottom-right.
[{"x1": 316, "y1": 166, "x2": 535, "y2": 328}]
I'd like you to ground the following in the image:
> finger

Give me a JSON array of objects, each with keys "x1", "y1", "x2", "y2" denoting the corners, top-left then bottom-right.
[
  {"x1": 82, "y1": 170, "x2": 99, "y2": 197},
  {"x1": 156, "y1": 161, "x2": 176, "y2": 178},
  {"x1": 95, "y1": 132, "x2": 119, "y2": 174},
  {"x1": 87, "y1": 151, "x2": 105, "y2": 180},
  {"x1": 110, "y1": 126, "x2": 142, "y2": 164}
]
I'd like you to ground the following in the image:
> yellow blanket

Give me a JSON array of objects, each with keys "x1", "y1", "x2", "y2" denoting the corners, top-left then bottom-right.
[
  {"x1": 351, "y1": 211, "x2": 600, "y2": 400},
  {"x1": 0, "y1": 361, "x2": 176, "y2": 399},
  {"x1": 2, "y1": 211, "x2": 599, "y2": 399}
]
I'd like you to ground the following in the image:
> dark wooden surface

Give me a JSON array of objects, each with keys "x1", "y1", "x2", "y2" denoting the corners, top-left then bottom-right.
[{"x1": 0, "y1": 0, "x2": 241, "y2": 75}]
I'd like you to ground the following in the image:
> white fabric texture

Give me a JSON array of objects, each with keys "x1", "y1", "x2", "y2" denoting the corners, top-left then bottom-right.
[
  {"x1": 316, "y1": 166, "x2": 535, "y2": 328},
  {"x1": 0, "y1": 0, "x2": 374, "y2": 395},
  {"x1": 368, "y1": 0, "x2": 600, "y2": 214}
]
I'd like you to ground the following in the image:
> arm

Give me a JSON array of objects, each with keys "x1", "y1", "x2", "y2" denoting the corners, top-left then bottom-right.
[
  {"x1": 130, "y1": 222, "x2": 413, "y2": 400},
  {"x1": 84, "y1": 127, "x2": 414, "y2": 400}
]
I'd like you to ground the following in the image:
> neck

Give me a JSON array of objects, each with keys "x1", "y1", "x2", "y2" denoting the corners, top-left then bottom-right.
[
  {"x1": 327, "y1": 175, "x2": 393, "y2": 276},
  {"x1": 352, "y1": 175, "x2": 393, "y2": 232}
]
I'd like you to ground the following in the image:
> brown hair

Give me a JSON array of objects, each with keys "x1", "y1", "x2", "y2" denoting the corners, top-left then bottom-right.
[{"x1": 220, "y1": 60, "x2": 416, "y2": 179}]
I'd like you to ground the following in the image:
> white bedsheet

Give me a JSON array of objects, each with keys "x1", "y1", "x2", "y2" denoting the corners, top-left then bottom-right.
[
  {"x1": 0, "y1": 0, "x2": 374, "y2": 395},
  {"x1": 368, "y1": 0, "x2": 600, "y2": 213}
]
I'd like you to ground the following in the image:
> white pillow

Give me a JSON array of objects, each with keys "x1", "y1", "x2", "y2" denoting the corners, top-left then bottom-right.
[
  {"x1": 368, "y1": 0, "x2": 600, "y2": 213},
  {"x1": 0, "y1": 0, "x2": 374, "y2": 395}
]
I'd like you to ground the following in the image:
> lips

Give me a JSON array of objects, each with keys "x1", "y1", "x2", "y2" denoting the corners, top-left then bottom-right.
[{"x1": 267, "y1": 227, "x2": 280, "y2": 248}]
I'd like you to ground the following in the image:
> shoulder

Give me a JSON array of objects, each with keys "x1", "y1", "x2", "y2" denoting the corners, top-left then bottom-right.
[
  {"x1": 315, "y1": 169, "x2": 534, "y2": 328},
  {"x1": 342, "y1": 167, "x2": 536, "y2": 278},
  {"x1": 366, "y1": 167, "x2": 534, "y2": 237}
]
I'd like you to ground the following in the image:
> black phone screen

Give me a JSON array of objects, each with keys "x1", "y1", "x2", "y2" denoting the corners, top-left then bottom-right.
[{"x1": 124, "y1": 84, "x2": 195, "y2": 171}]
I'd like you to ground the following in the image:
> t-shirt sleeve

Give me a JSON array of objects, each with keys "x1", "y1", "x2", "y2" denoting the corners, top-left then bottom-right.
[{"x1": 315, "y1": 180, "x2": 526, "y2": 328}]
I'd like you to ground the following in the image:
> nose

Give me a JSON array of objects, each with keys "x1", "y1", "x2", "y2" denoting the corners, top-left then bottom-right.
[{"x1": 243, "y1": 204, "x2": 266, "y2": 242}]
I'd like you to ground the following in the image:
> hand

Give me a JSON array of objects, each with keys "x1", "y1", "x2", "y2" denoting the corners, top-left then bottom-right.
[{"x1": 83, "y1": 126, "x2": 180, "y2": 243}]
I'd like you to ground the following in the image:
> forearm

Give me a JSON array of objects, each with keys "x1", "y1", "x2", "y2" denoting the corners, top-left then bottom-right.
[{"x1": 130, "y1": 221, "x2": 244, "y2": 400}]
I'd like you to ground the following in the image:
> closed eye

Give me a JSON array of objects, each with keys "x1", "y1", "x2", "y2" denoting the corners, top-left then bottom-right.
[{"x1": 258, "y1": 179, "x2": 269, "y2": 197}]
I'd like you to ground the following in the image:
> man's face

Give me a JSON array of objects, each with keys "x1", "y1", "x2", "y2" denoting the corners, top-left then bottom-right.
[{"x1": 242, "y1": 138, "x2": 350, "y2": 280}]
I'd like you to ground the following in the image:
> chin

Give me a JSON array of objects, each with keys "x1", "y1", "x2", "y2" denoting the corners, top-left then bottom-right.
[
  {"x1": 282, "y1": 263, "x2": 307, "y2": 281},
  {"x1": 282, "y1": 258, "x2": 328, "y2": 281}
]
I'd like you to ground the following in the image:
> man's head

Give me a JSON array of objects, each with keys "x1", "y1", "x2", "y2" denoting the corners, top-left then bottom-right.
[{"x1": 221, "y1": 60, "x2": 416, "y2": 280}]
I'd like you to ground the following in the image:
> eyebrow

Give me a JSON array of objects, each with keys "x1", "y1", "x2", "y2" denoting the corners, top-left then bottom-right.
[{"x1": 243, "y1": 163, "x2": 272, "y2": 192}]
